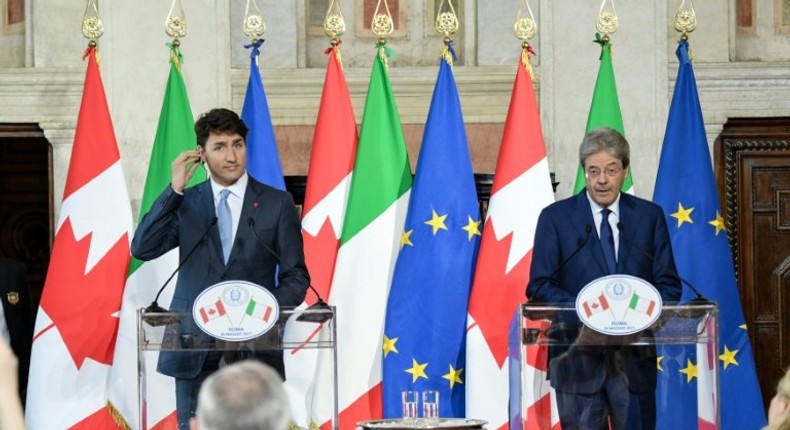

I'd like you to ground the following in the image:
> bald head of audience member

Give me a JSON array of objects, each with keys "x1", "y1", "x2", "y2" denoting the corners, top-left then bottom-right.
[{"x1": 190, "y1": 360, "x2": 291, "y2": 430}]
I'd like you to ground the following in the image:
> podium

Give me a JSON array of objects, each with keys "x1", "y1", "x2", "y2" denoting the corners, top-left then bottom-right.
[
  {"x1": 509, "y1": 302, "x2": 719, "y2": 429},
  {"x1": 137, "y1": 306, "x2": 338, "y2": 429}
]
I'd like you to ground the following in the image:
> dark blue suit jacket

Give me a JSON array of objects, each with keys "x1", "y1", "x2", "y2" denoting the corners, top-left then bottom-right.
[
  {"x1": 0, "y1": 257, "x2": 34, "y2": 403},
  {"x1": 526, "y1": 191, "x2": 681, "y2": 394},
  {"x1": 131, "y1": 177, "x2": 309, "y2": 379}
]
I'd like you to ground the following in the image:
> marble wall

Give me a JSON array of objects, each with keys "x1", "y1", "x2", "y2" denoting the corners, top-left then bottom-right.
[{"x1": 2, "y1": 1, "x2": 790, "y2": 221}]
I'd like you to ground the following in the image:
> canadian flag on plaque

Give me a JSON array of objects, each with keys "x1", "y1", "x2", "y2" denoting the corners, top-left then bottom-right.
[
  {"x1": 199, "y1": 299, "x2": 227, "y2": 323},
  {"x1": 582, "y1": 293, "x2": 610, "y2": 318}
]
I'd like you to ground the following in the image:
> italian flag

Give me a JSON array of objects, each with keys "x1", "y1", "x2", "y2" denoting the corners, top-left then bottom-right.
[
  {"x1": 107, "y1": 44, "x2": 204, "y2": 429},
  {"x1": 310, "y1": 42, "x2": 412, "y2": 429},
  {"x1": 572, "y1": 35, "x2": 634, "y2": 195},
  {"x1": 628, "y1": 292, "x2": 655, "y2": 316},
  {"x1": 245, "y1": 298, "x2": 272, "y2": 322}
]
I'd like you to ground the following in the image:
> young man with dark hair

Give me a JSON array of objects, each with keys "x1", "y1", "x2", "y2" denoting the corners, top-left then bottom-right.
[{"x1": 132, "y1": 108, "x2": 309, "y2": 429}]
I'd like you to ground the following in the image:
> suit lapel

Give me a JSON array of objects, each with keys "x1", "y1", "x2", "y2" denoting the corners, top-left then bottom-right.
[
  {"x1": 616, "y1": 193, "x2": 637, "y2": 273},
  {"x1": 575, "y1": 191, "x2": 609, "y2": 275},
  {"x1": 197, "y1": 181, "x2": 226, "y2": 266},
  {"x1": 226, "y1": 179, "x2": 266, "y2": 268}
]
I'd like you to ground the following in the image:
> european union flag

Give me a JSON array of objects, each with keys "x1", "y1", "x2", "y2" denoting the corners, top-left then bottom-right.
[
  {"x1": 241, "y1": 39, "x2": 285, "y2": 190},
  {"x1": 382, "y1": 54, "x2": 481, "y2": 418},
  {"x1": 653, "y1": 39, "x2": 765, "y2": 429}
]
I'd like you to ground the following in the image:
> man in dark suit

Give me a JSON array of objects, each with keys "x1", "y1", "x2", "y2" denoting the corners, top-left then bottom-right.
[
  {"x1": 0, "y1": 256, "x2": 34, "y2": 406},
  {"x1": 131, "y1": 108, "x2": 309, "y2": 430},
  {"x1": 526, "y1": 127, "x2": 681, "y2": 430}
]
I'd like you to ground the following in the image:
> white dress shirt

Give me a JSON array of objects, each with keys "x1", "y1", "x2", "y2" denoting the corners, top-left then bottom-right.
[{"x1": 210, "y1": 173, "x2": 248, "y2": 246}]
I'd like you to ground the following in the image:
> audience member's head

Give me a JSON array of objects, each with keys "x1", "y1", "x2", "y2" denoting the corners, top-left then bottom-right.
[
  {"x1": 190, "y1": 360, "x2": 290, "y2": 430},
  {"x1": 766, "y1": 367, "x2": 790, "y2": 430}
]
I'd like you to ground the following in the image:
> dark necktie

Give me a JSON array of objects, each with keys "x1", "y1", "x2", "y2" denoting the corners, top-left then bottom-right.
[
  {"x1": 600, "y1": 208, "x2": 617, "y2": 274},
  {"x1": 218, "y1": 189, "x2": 232, "y2": 263}
]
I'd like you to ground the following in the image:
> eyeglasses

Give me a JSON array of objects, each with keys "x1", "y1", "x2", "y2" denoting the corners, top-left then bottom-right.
[{"x1": 585, "y1": 166, "x2": 622, "y2": 179}]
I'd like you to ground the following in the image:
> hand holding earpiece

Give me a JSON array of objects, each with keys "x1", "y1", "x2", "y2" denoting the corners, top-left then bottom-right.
[{"x1": 171, "y1": 149, "x2": 202, "y2": 193}]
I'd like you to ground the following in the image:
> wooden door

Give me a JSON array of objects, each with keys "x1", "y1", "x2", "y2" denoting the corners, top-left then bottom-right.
[
  {"x1": 0, "y1": 124, "x2": 51, "y2": 304},
  {"x1": 715, "y1": 117, "x2": 790, "y2": 410}
]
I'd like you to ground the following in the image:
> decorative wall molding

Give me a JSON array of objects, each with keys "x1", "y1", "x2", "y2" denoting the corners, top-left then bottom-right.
[{"x1": 2, "y1": 61, "x2": 790, "y2": 171}]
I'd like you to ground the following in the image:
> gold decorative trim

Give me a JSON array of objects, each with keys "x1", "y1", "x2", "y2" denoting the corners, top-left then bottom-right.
[
  {"x1": 243, "y1": 0, "x2": 266, "y2": 41},
  {"x1": 674, "y1": 0, "x2": 697, "y2": 37},
  {"x1": 82, "y1": 0, "x2": 103, "y2": 41},
  {"x1": 596, "y1": 0, "x2": 618, "y2": 38},
  {"x1": 165, "y1": 0, "x2": 187, "y2": 40}
]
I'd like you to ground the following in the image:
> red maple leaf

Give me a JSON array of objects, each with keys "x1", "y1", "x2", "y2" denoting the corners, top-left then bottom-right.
[
  {"x1": 468, "y1": 221, "x2": 533, "y2": 367},
  {"x1": 40, "y1": 218, "x2": 130, "y2": 368},
  {"x1": 302, "y1": 217, "x2": 339, "y2": 305}
]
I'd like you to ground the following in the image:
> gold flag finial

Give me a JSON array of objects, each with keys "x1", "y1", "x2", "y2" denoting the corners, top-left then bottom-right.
[
  {"x1": 82, "y1": 0, "x2": 103, "y2": 43},
  {"x1": 435, "y1": 0, "x2": 459, "y2": 39},
  {"x1": 165, "y1": 0, "x2": 187, "y2": 42},
  {"x1": 674, "y1": 0, "x2": 697, "y2": 39},
  {"x1": 371, "y1": 0, "x2": 394, "y2": 44},
  {"x1": 596, "y1": 0, "x2": 618, "y2": 41},
  {"x1": 515, "y1": 0, "x2": 537, "y2": 80},
  {"x1": 323, "y1": 0, "x2": 346, "y2": 43},
  {"x1": 243, "y1": 0, "x2": 266, "y2": 41},
  {"x1": 514, "y1": 0, "x2": 536, "y2": 43}
]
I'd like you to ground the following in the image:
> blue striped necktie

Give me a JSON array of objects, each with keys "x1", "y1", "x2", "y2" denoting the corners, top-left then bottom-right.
[{"x1": 218, "y1": 189, "x2": 232, "y2": 263}]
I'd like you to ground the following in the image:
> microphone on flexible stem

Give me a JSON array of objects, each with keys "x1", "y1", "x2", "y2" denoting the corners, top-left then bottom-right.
[
  {"x1": 247, "y1": 218, "x2": 333, "y2": 324},
  {"x1": 526, "y1": 224, "x2": 593, "y2": 303},
  {"x1": 616, "y1": 222, "x2": 709, "y2": 303},
  {"x1": 143, "y1": 217, "x2": 218, "y2": 326}
]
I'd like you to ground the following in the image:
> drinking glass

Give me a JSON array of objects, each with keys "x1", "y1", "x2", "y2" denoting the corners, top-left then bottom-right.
[
  {"x1": 402, "y1": 390, "x2": 418, "y2": 424},
  {"x1": 422, "y1": 390, "x2": 439, "y2": 425}
]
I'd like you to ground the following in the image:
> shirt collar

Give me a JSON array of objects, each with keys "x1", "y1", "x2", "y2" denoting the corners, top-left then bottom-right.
[
  {"x1": 210, "y1": 172, "x2": 248, "y2": 199},
  {"x1": 586, "y1": 190, "x2": 621, "y2": 219}
]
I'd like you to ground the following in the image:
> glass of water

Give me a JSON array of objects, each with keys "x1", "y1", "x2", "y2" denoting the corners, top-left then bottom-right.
[
  {"x1": 422, "y1": 390, "x2": 439, "y2": 425},
  {"x1": 402, "y1": 390, "x2": 419, "y2": 424}
]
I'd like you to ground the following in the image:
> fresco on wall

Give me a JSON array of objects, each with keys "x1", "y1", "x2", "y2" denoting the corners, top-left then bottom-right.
[{"x1": 4, "y1": 0, "x2": 24, "y2": 33}]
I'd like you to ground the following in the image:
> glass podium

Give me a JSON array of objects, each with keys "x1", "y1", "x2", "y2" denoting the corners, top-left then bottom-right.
[
  {"x1": 137, "y1": 306, "x2": 338, "y2": 429},
  {"x1": 509, "y1": 302, "x2": 719, "y2": 429}
]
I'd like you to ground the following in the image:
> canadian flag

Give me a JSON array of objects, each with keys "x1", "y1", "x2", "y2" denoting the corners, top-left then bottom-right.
[
  {"x1": 199, "y1": 299, "x2": 227, "y2": 324},
  {"x1": 282, "y1": 44, "x2": 358, "y2": 428},
  {"x1": 583, "y1": 293, "x2": 610, "y2": 318},
  {"x1": 466, "y1": 50, "x2": 557, "y2": 429},
  {"x1": 26, "y1": 46, "x2": 134, "y2": 429}
]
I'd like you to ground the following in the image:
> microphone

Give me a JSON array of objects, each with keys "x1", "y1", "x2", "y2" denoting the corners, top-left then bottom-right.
[
  {"x1": 616, "y1": 222, "x2": 708, "y2": 303},
  {"x1": 247, "y1": 217, "x2": 333, "y2": 323},
  {"x1": 526, "y1": 224, "x2": 593, "y2": 302},
  {"x1": 143, "y1": 217, "x2": 218, "y2": 326}
]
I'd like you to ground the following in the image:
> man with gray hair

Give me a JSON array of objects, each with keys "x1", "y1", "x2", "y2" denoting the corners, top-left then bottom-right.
[
  {"x1": 527, "y1": 127, "x2": 681, "y2": 429},
  {"x1": 190, "y1": 360, "x2": 291, "y2": 430}
]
